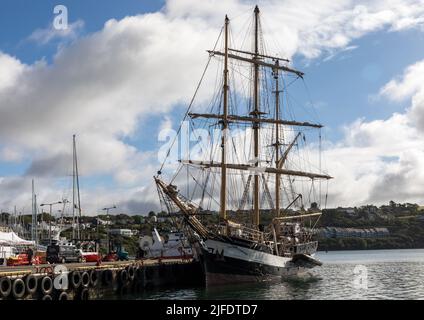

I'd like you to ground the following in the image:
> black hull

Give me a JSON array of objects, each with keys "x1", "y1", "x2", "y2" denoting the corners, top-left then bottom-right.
[{"x1": 198, "y1": 243, "x2": 308, "y2": 286}]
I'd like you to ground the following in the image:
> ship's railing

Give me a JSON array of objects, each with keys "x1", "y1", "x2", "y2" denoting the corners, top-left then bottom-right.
[
  {"x1": 293, "y1": 241, "x2": 318, "y2": 255},
  {"x1": 225, "y1": 220, "x2": 264, "y2": 242}
]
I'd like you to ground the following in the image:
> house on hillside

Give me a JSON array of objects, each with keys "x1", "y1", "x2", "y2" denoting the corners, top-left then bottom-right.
[
  {"x1": 337, "y1": 207, "x2": 356, "y2": 216},
  {"x1": 108, "y1": 229, "x2": 135, "y2": 237}
]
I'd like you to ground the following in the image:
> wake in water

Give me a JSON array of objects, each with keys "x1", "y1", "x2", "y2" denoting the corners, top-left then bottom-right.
[{"x1": 281, "y1": 271, "x2": 322, "y2": 287}]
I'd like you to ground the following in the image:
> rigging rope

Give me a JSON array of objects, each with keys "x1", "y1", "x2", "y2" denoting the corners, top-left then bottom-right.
[{"x1": 158, "y1": 27, "x2": 224, "y2": 174}]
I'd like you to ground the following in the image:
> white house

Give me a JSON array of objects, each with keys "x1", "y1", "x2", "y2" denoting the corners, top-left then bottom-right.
[{"x1": 108, "y1": 229, "x2": 134, "y2": 237}]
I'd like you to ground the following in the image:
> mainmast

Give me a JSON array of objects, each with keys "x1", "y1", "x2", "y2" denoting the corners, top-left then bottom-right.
[
  {"x1": 273, "y1": 60, "x2": 281, "y2": 217},
  {"x1": 252, "y1": 5, "x2": 260, "y2": 226},
  {"x1": 220, "y1": 15, "x2": 230, "y2": 220}
]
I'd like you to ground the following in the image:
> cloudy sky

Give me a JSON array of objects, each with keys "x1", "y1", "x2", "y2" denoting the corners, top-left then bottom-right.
[{"x1": 1, "y1": 0, "x2": 424, "y2": 216}]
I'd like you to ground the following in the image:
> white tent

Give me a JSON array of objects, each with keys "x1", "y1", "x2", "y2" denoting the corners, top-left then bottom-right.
[{"x1": 0, "y1": 231, "x2": 35, "y2": 245}]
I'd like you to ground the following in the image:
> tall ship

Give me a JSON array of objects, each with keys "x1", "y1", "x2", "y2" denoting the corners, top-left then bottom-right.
[{"x1": 155, "y1": 6, "x2": 332, "y2": 285}]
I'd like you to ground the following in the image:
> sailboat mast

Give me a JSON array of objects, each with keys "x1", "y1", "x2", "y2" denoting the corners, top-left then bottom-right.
[
  {"x1": 274, "y1": 60, "x2": 281, "y2": 216},
  {"x1": 72, "y1": 135, "x2": 76, "y2": 239},
  {"x1": 31, "y1": 179, "x2": 35, "y2": 242},
  {"x1": 74, "y1": 135, "x2": 82, "y2": 239},
  {"x1": 31, "y1": 181, "x2": 33, "y2": 240},
  {"x1": 220, "y1": 15, "x2": 229, "y2": 220},
  {"x1": 14, "y1": 205, "x2": 17, "y2": 235},
  {"x1": 253, "y1": 5, "x2": 260, "y2": 226},
  {"x1": 34, "y1": 194, "x2": 38, "y2": 245}
]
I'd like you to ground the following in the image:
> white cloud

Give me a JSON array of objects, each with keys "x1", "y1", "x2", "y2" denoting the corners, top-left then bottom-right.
[
  {"x1": 1, "y1": 0, "x2": 424, "y2": 214},
  {"x1": 28, "y1": 20, "x2": 85, "y2": 45},
  {"x1": 321, "y1": 58, "x2": 424, "y2": 207},
  {"x1": 379, "y1": 60, "x2": 424, "y2": 101},
  {"x1": 0, "y1": 52, "x2": 26, "y2": 90}
]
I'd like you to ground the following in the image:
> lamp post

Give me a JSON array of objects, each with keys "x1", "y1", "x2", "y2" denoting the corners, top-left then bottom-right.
[
  {"x1": 102, "y1": 205, "x2": 116, "y2": 252},
  {"x1": 40, "y1": 201, "x2": 62, "y2": 244},
  {"x1": 60, "y1": 199, "x2": 69, "y2": 230}
]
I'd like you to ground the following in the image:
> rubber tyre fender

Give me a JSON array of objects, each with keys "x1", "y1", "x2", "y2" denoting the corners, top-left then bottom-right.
[
  {"x1": 118, "y1": 269, "x2": 128, "y2": 285},
  {"x1": 25, "y1": 274, "x2": 38, "y2": 295},
  {"x1": 81, "y1": 271, "x2": 90, "y2": 288},
  {"x1": 39, "y1": 276, "x2": 53, "y2": 295},
  {"x1": 58, "y1": 291, "x2": 69, "y2": 300},
  {"x1": 102, "y1": 269, "x2": 113, "y2": 287},
  {"x1": 69, "y1": 271, "x2": 82, "y2": 289},
  {"x1": 0, "y1": 277, "x2": 12, "y2": 298},
  {"x1": 127, "y1": 266, "x2": 135, "y2": 281},
  {"x1": 12, "y1": 278, "x2": 26, "y2": 299},
  {"x1": 79, "y1": 287, "x2": 90, "y2": 300},
  {"x1": 89, "y1": 270, "x2": 98, "y2": 287}
]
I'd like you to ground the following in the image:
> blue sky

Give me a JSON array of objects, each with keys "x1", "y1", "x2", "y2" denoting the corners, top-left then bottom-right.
[
  {"x1": 0, "y1": 0, "x2": 164, "y2": 63},
  {"x1": 2, "y1": 0, "x2": 424, "y2": 213},
  {"x1": 302, "y1": 30, "x2": 424, "y2": 134}
]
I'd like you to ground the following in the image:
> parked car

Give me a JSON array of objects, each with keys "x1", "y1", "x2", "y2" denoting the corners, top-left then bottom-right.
[
  {"x1": 81, "y1": 251, "x2": 102, "y2": 263},
  {"x1": 6, "y1": 253, "x2": 41, "y2": 266},
  {"x1": 102, "y1": 248, "x2": 129, "y2": 262},
  {"x1": 46, "y1": 244, "x2": 85, "y2": 264}
]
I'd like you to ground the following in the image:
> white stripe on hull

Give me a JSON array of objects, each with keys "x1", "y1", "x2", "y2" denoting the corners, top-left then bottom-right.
[{"x1": 205, "y1": 239, "x2": 292, "y2": 268}]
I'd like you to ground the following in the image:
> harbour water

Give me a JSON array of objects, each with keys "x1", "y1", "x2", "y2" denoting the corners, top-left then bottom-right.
[{"x1": 136, "y1": 249, "x2": 424, "y2": 300}]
